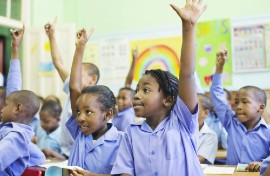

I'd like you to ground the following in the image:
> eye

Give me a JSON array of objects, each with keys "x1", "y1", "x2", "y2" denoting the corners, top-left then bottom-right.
[
  {"x1": 135, "y1": 89, "x2": 138, "y2": 93},
  {"x1": 143, "y1": 88, "x2": 150, "y2": 93},
  {"x1": 234, "y1": 99, "x2": 239, "y2": 105},
  {"x1": 86, "y1": 110, "x2": 92, "y2": 115},
  {"x1": 76, "y1": 109, "x2": 80, "y2": 115}
]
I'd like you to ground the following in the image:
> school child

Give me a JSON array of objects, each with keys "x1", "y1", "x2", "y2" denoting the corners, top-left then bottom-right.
[
  {"x1": 44, "y1": 18, "x2": 100, "y2": 157},
  {"x1": 210, "y1": 49, "x2": 270, "y2": 172},
  {"x1": 66, "y1": 28, "x2": 123, "y2": 174},
  {"x1": 197, "y1": 93, "x2": 218, "y2": 164},
  {"x1": 112, "y1": 48, "x2": 137, "y2": 131},
  {"x1": 37, "y1": 100, "x2": 66, "y2": 160},
  {"x1": 111, "y1": 1, "x2": 208, "y2": 175},
  {"x1": 0, "y1": 26, "x2": 45, "y2": 175}
]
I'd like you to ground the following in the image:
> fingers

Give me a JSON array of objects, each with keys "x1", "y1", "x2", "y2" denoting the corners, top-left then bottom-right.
[
  {"x1": 246, "y1": 163, "x2": 261, "y2": 172},
  {"x1": 170, "y1": 4, "x2": 180, "y2": 13},
  {"x1": 87, "y1": 27, "x2": 95, "y2": 40}
]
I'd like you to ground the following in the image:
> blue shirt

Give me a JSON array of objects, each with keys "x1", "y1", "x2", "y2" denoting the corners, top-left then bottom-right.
[
  {"x1": 111, "y1": 97, "x2": 203, "y2": 176},
  {"x1": 60, "y1": 77, "x2": 74, "y2": 156},
  {"x1": 210, "y1": 74, "x2": 270, "y2": 165},
  {"x1": 0, "y1": 122, "x2": 45, "y2": 176},
  {"x1": 112, "y1": 107, "x2": 136, "y2": 132},
  {"x1": 205, "y1": 112, "x2": 228, "y2": 149},
  {"x1": 37, "y1": 125, "x2": 62, "y2": 154},
  {"x1": 198, "y1": 123, "x2": 218, "y2": 164},
  {"x1": 66, "y1": 116, "x2": 123, "y2": 174}
]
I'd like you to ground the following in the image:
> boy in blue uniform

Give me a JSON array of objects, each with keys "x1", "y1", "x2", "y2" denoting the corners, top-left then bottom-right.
[
  {"x1": 0, "y1": 26, "x2": 45, "y2": 176},
  {"x1": 210, "y1": 49, "x2": 270, "y2": 172}
]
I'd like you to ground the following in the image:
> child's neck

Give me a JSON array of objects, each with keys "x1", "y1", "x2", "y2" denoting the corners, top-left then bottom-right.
[
  {"x1": 146, "y1": 116, "x2": 167, "y2": 131},
  {"x1": 92, "y1": 123, "x2": 109, "y2": 140},
  {"x1": 243, "y1": 117, "x2": 261, "y2": 131}
]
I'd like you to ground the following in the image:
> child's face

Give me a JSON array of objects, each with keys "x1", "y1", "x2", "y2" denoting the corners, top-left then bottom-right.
[
  {"x1": 197, "y1": 96, "x2": 209, "y2": 127},
  {"x1": 117, "y1": 90, "x2": 133, "y2": 112},
  {"x1": 40, "y1": 110, "x2": 59, "y2": 133},
  {"x1": 81, "y1": 65, "x2": 96, "y2": 87},
  {"x1": 235, "y1": 89, "x2": 263, "y2": 124},
  {"x1": 0, "y1": 95, "x2": 17, "y2": 123},
  {"x1": 133, "y1": 74, "x2": 167, "y2": 119},
  {"x1": 75, "y1": 94, "x2": 107, "y2": 136}
]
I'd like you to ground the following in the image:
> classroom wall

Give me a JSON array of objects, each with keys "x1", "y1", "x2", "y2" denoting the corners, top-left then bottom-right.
[{"x1": 29, "y1": 0, "x2": 270, "y2": 92}]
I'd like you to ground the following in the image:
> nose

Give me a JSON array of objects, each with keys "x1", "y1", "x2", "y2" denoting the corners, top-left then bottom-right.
[
  {"x1": 77, "y1": 113, "x2": 85, "y2": 123},
  {"x1": 236, "y1": 104, "x2": 242, "y2": 111},
  {"x1": 133, "y1": 92, "x2": 140, "y2": 101}
]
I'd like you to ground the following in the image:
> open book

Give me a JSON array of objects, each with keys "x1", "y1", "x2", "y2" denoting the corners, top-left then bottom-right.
[
  {"x1": 39, "y1": 160, "x2": 83, "y2": 176},
  {"x1": 235, "y1": 163, "x2": 248, "y2": 172}
]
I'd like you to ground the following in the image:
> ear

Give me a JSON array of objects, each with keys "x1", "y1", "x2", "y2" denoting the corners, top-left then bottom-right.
[
  {"x1": 14, "y1": 103, "x2": 22, "y2": 115},
  {"x1": 90, "y1": 75, "x2": 98, "y2": 85},
  {"x1": 104, "y1": 108, "x2": 113, "y2": 122},
  {"x1": 163, "y1": 96, "x2": 175, "y2": 107},
  {"x1": 258, "y1": 104, "x2": 265, "y2": 112}
]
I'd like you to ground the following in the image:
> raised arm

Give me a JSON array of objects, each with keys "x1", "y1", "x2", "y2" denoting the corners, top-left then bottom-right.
[
  {"x1": 70, "y1": 28, "x2": 94, "y2": 116},
  {"x1": 125, "y1": 47, "x2": 138, "y2": 88},
  {"x1": 7, "y1": 26, "x2": 24, "y2": 96},
  {"x1": 170, "y1": 0, "x2": 207, "y2": 113},
  {"x1": 44, "y1": 17, "x2": 68, "y2": 82}
]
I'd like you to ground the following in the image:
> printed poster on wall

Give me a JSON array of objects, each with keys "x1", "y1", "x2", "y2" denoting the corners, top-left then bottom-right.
[
  {"x1": 196, "y1": 19, "x2": 232, "y2": 87},
  {"x1": 130, "y1": 37, "x2": 181, "y2": 83}
]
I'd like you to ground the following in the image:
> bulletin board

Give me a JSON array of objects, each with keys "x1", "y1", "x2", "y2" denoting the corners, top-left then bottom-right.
[
  {"x1": 196, "y1": 19, "x2": 232, "y2": 87},
  {"x1": 231, "y1": 15, "x2": 270, "y2": 73}
]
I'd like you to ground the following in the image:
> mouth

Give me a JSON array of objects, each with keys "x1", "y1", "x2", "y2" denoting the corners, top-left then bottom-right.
[{"x1": 79, "y1": 125, "x2": 89, "y2": 132}]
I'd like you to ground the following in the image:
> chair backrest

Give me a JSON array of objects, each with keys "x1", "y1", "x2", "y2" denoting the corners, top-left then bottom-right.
[{"x1": 21, "y1": 167, "x2": 43, "y2": 176}]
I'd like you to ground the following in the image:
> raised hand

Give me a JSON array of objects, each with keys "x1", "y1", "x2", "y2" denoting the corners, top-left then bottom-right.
[
  {"x1": 10, "y1": 25, "x2": 24, "y2": 48},
  {"x1": 215, "y1": 49, "x2": 227, "y2": 74},
  {"x1": 170, "y1": 0, "x2": 207, "y2": 25},
  {"x1": 44, "y1": 17, "x2": 57, "y2": 37},
  {"x1": 132, "y1": 46, "x2": 139, "y2": 60},
  {"x1": 75, "y1": 28, "x2": 94, "y2": 47}
]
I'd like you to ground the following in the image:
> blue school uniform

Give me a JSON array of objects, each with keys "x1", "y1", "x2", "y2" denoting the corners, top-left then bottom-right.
[
  {"x1": 205, "y1": 112, "x2": 228, "y2": 149},
  {"x1": 0, "y1": 122, "x2": 45, "y2": 176},
  {"x1": 198, "y1": 123, "x2": 218, "y2": 164},
  {"x1": 112, "y1": 107, "x2": 136, "y2": 132},
  {"x1": 37, "y1": 125, "x2": 62, "y2": 154},
  {"x1": 111, "y1": 97, "x2": 203, "y2": 176},
  {"x1": 66, "y1": 117, "x2": 123, "y2": 174},
  {"x1": 60, "y1": 77, "x2": 74, "y2": 156},
  {"x1": 210, "y1": 74, "x2": 270, "y2": 165}
]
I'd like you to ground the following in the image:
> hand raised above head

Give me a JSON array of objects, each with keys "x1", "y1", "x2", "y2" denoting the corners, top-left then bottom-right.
[
  {"x1": 75, "y1": 28, "x2": 94, "y2": 47},
  {"x1": 132, "y1": 46, "x2": 139, "y2": 59},
  {"x1": 10, "y1": 25, "x2": 25, "y2": 48},
  {"x1": 44, "y1": 16, "x2": 57, "y2": 37},
  {"x1": 216, "y1": 49, "x2": 228, "y2": 67},
  {"x1": 170, "y1": 0, "x2": 207, "y2": 25}
]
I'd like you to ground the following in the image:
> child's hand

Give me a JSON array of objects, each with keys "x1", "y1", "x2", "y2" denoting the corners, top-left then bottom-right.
[
  {"x1": 132, "y1": 46, "x2": 139, "y2": 59},
  {"x1": 75, "y1": 28, "x2": 94, "y2": 47},
  {"x1": 215, "y1": 49, "x2": 227, "y2": 74},
  {"x1": 44, "y1": 17, "x2": 57, "y2": 38},
  {"x1": 69, "y1": 168, "x2": 92, "y2": 176},
  {"x1": 42, "y1": 148, "x2": 53, "y2": 157},
  {"x1": 170, "y1": 0, "x2": 207, "y2": 25},
  {"x1": 245, "y1": 162, "x2": 261, "y2": 172},
  {"x1": 10, "y1": 25, "x2": 24, "y2": 48}
]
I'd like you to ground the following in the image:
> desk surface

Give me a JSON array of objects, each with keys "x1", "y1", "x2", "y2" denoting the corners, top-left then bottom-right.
[
  {"x1": 216, "y1": 150, "x2": 227, "y2": 160},
  {"x1": 204, "y1": 165, "x2": 259, "y2": 176}
]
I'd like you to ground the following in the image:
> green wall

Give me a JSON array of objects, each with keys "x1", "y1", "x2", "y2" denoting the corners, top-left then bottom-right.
[{"x1": 31, "y1": 0, "x2": 270, "y2": 35}]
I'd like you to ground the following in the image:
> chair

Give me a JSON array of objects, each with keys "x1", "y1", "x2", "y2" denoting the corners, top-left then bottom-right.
[{"x1": 21, "y1": 167, "x2": 43, "y2": 176}]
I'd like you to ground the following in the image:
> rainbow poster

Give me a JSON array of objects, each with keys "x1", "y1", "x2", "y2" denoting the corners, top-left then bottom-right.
[{"x1": 130, "y1": 37, "x2": 182, "y2": 82}]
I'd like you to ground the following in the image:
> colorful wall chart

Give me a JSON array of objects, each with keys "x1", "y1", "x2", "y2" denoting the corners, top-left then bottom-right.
[
  {"x1": 196, "y1": 19, "x2": 232, "y2": 87},
  {"x1": 130, "y1": 37, "x2": 181, "y2": 82}
]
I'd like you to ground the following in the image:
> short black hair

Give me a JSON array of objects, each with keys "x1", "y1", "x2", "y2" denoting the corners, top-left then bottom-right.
[
  {"x1": 10, "y1": 90, "x2": 40, "y2": 120},
  {"x1": 82, "y1": 63, "x2": 100, "y2": 84},
  {"x1": 240, "y1": 86, "x2": 267, "y2": 105},
  {"x1": 44, "y1": 95, "x2": 61, "y2": 104},
  {"x1": 197, "y1": 93, "x2": 212, "y2": 111},
  {"x1": 223, "y1": 88, "x2": 232, "y2": 101},
  {"x1": 81, "y1": 85, "x2": 116, "y2": 114},
  {"x1": 40, "y1": 100, "x2": 62, "y2": 119},
  {"x1": 119, "y1": 87, "x2": 135, "y2": 97}
]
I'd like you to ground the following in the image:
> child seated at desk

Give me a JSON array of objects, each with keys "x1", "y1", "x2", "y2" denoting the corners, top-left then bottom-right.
[
  {"x1": 210, "y1": 49, "x2": 270, "y2": 172},
  {"x1": 37, "y1": 100, "x2": 66, "y2": 160},
  {"x1": 197, "y1": 93, "x2": 218, "y2": 164}
]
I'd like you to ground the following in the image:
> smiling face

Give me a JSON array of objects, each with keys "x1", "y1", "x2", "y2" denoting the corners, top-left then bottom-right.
[
  {"x1": 75, "y1": 94, "x2": 108, "y2": 137},
  {"x1": 235, "y1": 89, "x2": 264, "y2": 125},
  {"x1": 133, "y1": 74, "x2": 170, "y2": 120}
]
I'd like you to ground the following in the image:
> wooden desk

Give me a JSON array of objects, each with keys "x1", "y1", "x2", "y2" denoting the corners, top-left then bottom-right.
[
  {"x1": 216, "y1": 150, "x2": 227, "y2": 160},
  {"x1": 204, "y1": 165, "x2": 259, "y2": 176}
]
